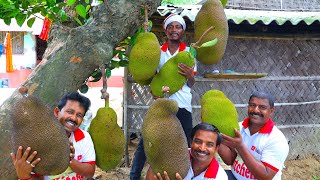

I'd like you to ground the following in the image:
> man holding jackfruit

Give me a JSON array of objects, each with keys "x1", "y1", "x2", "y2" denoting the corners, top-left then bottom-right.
[
  {"x1": 130, "y1": 14, "x2": 196, "y2": 180},
  {"x1": 218, "y1": 91, "x2": 289, "y2": 180}
]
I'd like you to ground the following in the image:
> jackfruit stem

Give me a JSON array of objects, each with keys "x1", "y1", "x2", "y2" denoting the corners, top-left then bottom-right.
[
  {"x1": 143, "y1": 4, "x2": 149, "y2": 32},
  {"x1": 191, "y1": 26, "x2": 215, "y2": 48},
  {"x1": 100, "y1": 64, "x2": 109, "y2": 108}
]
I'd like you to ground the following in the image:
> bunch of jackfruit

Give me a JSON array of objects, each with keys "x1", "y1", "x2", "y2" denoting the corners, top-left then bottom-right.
[
  {"x1": 194, "y1": 0, "x2": 229, "y2": 65},
  {"x1": 128, "y1": 32, "x2": 160, "y2": 85},
  {"x1": 150, "y1": 51, "x2": 194, "y2": 97},
  {"x1": 89, "y1": 105, "x2": 125, "y2": 171},
  {"x1": 10, "y1": 94, "x2": 70, "y2": 175},
  {"x1": 142, "y1": 98, "x2": 190, "y2": 179},
  {"x1": 201, "y1": 89, "x2": 239, "y2": 137}
]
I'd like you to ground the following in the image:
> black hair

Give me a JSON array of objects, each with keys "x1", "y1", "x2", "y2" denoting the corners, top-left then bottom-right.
[
  {"x1": 57, "y1": 92, "x2": 91, "y2": 113},
  {"x1": 249, "y1": 90, "x2": 275, "y2": 108},
  {"x1": 191, "y1": 122, "x2": 222, "y2": 146}
]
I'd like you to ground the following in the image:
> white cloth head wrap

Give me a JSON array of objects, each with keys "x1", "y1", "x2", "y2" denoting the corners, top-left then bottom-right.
[{"x1": 163, "y1": 14, "x2": 186, "y2": 30}]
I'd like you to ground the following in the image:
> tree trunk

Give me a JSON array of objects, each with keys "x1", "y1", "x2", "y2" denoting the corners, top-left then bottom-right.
[{"x1": 0, "y1": 0, "x2": 161, "y2": 178}]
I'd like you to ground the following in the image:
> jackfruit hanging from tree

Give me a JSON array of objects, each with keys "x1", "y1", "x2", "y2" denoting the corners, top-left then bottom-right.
[
  {"x1": 89, "y1": 65, "x2": 125, "y2": 171},
  {"x1": 128, "y1": 6, "x2": 161, "y2": 85},
  {"x1": 201, "y1": 89, "x2": 239, "y2": 137},
  {"x1": 142, "y1": 98, "x2": 190, "y2": 179},
  {"x1": 10, "y1": 86, "x2": 70, "y2": 175},
  {"x1": 193, "y1": 0, "x2": 229, "y2": 65}
]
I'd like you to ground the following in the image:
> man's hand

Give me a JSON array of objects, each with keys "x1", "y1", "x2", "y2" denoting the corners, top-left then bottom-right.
[
  {"x1": 153, "y1": 86, "x2": 170, "y2": 100},
  {"x1": 10, "y1": 146, "x2": 41, "y2": 179},
  {"x1": 154, "y1": 171, "x2": 182, "y2": 180},
  {"x1": 178, "y1": 63, "x2": 194, "y2": 80},
  {"x1": 69, "y1": 141, "x2": 75, "y2": 163},
  {"x1": 221, "y1": 128, "x2": 244, "y2": 149}
]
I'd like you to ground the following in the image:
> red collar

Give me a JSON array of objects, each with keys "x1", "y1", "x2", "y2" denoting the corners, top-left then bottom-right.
[
  {"x1": 189, "y1": 150, "x2": 219, "y2": 178},
  {"x1": 242, "y1": 117, "x2": 275, "y2": 134},
  {"x1": 161, "y1": 42, "x2": 187, "y2": 52},
  {"x1": 73, "y1": 128, "x2": 85, "y2": 142}
]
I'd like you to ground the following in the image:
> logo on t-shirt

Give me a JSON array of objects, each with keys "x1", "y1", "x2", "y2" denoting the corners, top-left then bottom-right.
[{"x1": 77, "y1": 155, "x2": 82, "y2": 161}]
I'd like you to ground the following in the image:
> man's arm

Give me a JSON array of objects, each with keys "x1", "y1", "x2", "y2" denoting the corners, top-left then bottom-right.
[
  {"x1": 222, "y1": 129, "x2": 277, "y2": 179},
  {"x1": 69, "y1": 160, "x2": 95, "y2": 177},
  {"x1": 218, "y1": 143, "x2": 237, "y2": 165},
  {"x1": 178, "y1": 63, "x2": 195, "y2": 88}
]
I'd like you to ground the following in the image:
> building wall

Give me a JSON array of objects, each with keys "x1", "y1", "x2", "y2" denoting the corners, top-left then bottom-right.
[{"x1": 0, "y1": 32, "x2": 36, "y2": 73}]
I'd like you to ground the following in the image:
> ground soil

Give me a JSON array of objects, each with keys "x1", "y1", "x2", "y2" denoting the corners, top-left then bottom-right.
[{"x1": 91, "y1": 138, "x2": 320, "y2": 180}]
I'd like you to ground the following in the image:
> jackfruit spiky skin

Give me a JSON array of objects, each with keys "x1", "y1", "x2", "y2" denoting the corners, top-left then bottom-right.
[
  {"x1": 89, "y1": 107, "x2": 125, "y2": 171},
  {"x1": 150, "y1": 51, "x2": 194, "y2": 97},
  {"x1": 201, "y1": 90, "x2": 239, "y2": 137},
  {"x1": 142, "y1": 99, "x2": 190, "y2": 179},
  {"x1": 194, "y1": 0, "x2": 229, "y2": 65},
  {"x1": 10, "y1": 96, "x2": 70, "y2": 175},
  {"x1": 129, "y1": 32, "x2": 160, "y2": 85}
]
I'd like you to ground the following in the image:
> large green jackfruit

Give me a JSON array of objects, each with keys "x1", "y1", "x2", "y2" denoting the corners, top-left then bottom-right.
[
  {"x1": 89, "y1": 107, "x2": 125, "y2": 171},
  {"x1": 201, "y1": 90, "x2": 239, "y2": 137},
  {"x1": 150, "y1": 51, "x2": 194, "y2": 97},
  {"x1": 142, "y1": 99, "x2": 190, "y2": 179},
  {"x1": 129, "y1": 32, "x2": 160, "y2": 85},
  {"x1": 10, "y1": 95, "x2": 70, "y2": 175},
  {"x1": 194, "y1": 0, "x2": 229, "y2": 65}
]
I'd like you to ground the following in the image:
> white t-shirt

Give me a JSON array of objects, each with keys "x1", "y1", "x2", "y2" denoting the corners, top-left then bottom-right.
[
  {"x1": 159, "y1": 42, "x2": 197, "y2": 112},
  {"x1": 231, "y1": 118, "x2": 289, "y2": 180},
  {"x1": 44, "y1": 128, "x2": 96, "y2": 180}
]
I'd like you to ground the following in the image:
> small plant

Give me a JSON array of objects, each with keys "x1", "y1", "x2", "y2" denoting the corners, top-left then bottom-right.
[{"x1": 313, "y1": 175, "x2": 319, "y2": 180}]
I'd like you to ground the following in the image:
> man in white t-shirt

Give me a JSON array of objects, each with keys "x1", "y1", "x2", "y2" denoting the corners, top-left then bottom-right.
[
  {"x1": 130, "y1": 14, "x2": 196, "y2": 180},
  {"x1": 218, "y1": 90, "x2": 289, "y2": 180},
  {"x1": 145, "y1": 122, "x2": 228, "y2": 180},
  {"x1": 11, "y1": 92, "x2": 96, "y2": 180}
]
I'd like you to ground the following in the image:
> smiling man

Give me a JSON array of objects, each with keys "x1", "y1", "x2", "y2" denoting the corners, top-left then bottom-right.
[
  {"x1": 11, "y1": 92, "x2": 96, "y2": 180},
  {"x1": 146, "y1": 122, "x2": 228, "y2": 180},
  {"x1": 218, "y1": 90, "x2": 289, "y2": 180}
]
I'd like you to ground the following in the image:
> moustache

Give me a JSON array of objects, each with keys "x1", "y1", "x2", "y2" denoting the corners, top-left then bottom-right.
[
  {"x1": 249, "y1": 112, "x2": 264, "y2": 118},
  {"x1": 195, "y1": 150, "x2": 209, "y2": 155},
  {"x1": 66, "y1": 118, "x2": 78, "y2": 126}
]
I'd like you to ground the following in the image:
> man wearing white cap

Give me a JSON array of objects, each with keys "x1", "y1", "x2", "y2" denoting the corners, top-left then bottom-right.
[{"x1": 130, "y1": 14, "x2": 196, "y2": 180}]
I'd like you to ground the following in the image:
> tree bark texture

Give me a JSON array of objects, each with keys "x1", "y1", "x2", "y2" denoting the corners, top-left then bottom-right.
[{"x1": 0, "y1": 0, "x2": 161, "y2": 178}]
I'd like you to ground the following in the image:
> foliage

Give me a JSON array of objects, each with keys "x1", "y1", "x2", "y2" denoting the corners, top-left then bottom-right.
[{"x1": 0, "y1": 0, "x2": 95, "y2": 27}]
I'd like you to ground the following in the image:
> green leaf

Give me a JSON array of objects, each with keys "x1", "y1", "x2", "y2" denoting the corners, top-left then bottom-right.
[
  {"x1": 199, "y1": 38, "x2": 218, "y2": 48},
  {"x1": 59, "y1": 10, "x2": 68, "y2": 22},
  {"x1": 52, "y1": 6, "x2": 61, "y2": 13},
  {"x1": 75, "y1": 4, "x2": 86, "y2": 19},
  {"x1": 27, "y1": 17, "x2": 36, "y2": 27},
  {"x1": 90, "y1": 69, "x2": 98, "y2": 77},
  {"x1": 85, "y1": 0, "x2": 89, "y2": 4},
  {"x1": 15, "y1": 13, "x2": 27, "y2": 26},
  {"x1": 189, "y1": 46, "x2": 197, "y2": 59},
  {"x1": 79, "y1": 84, "x2": 89, "y2": 93},
  {"x1": 111, "y1": 60, "x2": 120, "y2": 69},
  {"x1": 46, "y1": 0, "x2": 56, "y2": 7},
  {"x1": 4, "y1": 9, "x2": 20, "y2": 18},
  {"x1": 22, "y1": 0, "x2": 29, "y2": 10},
  {"x1": 119, "y1": 60, "x2": 128, "y2": 67},
  {"x1": 4, "y1": 18, "x2": 11, "y2": 25},
  {"x1": 106, "y1": 68, "x2": 111, "y2": 78},
  {"x1": 67, "y1": 0, "x2": 76, "y2": 6},
  {"x1": 85, "y1": 5, "x2": 90, "y2": 12},
  {"x1": 74, "y1": 17, "x2": 83, "y2": 25},
  {"x1": 221, "y1": 0, "x2": 228, "y2": 7},
  {"x1": 90, "y1": 71, "x2": 102, "y2": 82}
]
